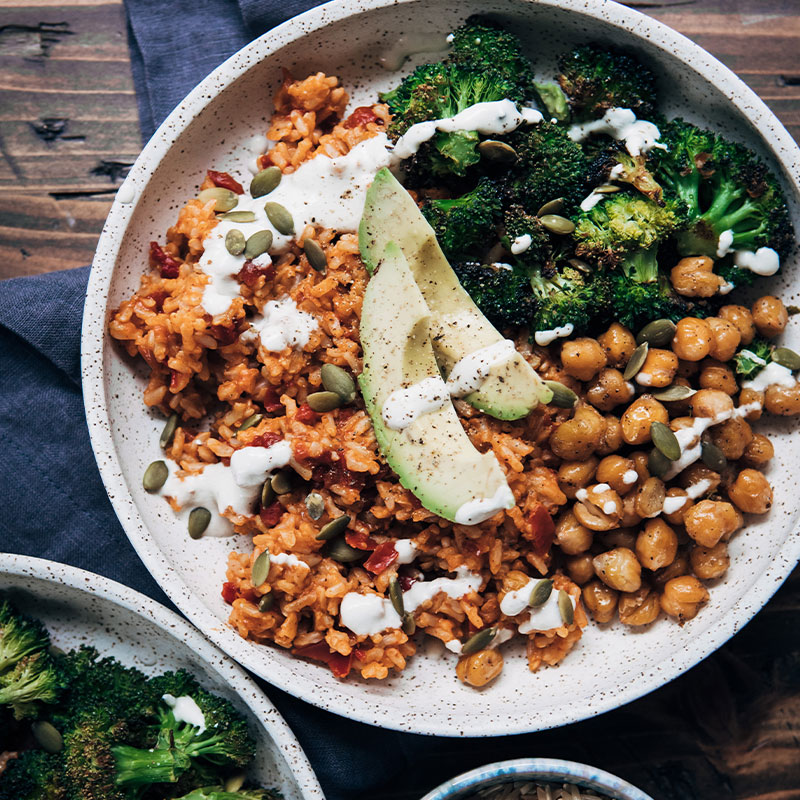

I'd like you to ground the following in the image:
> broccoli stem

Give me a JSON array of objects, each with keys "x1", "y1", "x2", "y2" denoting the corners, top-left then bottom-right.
[
  {"x1": 622, "y1": 245, "x2": 658, "y2": 284},
  {"x1": 111, "y1": 743, "x2": 191, "y2": 788}
]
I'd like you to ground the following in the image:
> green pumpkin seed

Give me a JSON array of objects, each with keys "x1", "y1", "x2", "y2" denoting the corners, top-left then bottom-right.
[
  {"x1": 652, "y1": 384, "x2": 695, "y2": 402},
  {"x1": 198, "y1": 186, "x2": 238, "y2": 212},
  {"x1": 539, "y1": 214, "x2": 575, "y2": 235},
  {"x1": 651, "y1": 421, "x2": 681, "y2": 461},
  {"x1": 324, "y1": 537, "x2": 363, "y2": 563},
  {"x1": 529, "y1": 578, "x2": 553, "y2": 608},
  {"x1": 316, "y1": 514, "x2": 351, "y2": 541},
  {"x1": 143, "y1": 460, "x2": 168, "y2": 493},
  {"x1": 647, "y1": 447, "x2": 671, "y2": 478},
  {"x1": 264, "y1": 201, "x2": 294, "y2": 235},
  {"x1": 543, "y1": 380, "x2": 578, "y2": 409},
  {"x1": 461, "y1": 626, "x2": 497, "y2": 656},
  {"x1": 567, "y1": 257, "x2": 590, "y2": 273},
  {"x1": 270, "y1": 469, "x2": 293, "y2": 495},
  {"x1": 261, "y1": 479, "x2": 275, "y2": 507},
  {"x1": 304, "y1": 239, "x2": 328, "y2": 273},
  {"x1": 402, "y1": 612, "x2": 416, "y2": 635},
  {"x1": 225, "y1": 228, "x2": 246, "y2": 256},
  {"x1": 32, "y1": 721, "x2": 62, "y2": 754},
  {"x1": 305, "y1": 492, "x2": 325, "y2": 520},
  {"x1": 389, "y1": 576, "x2": 405, "y2": 618},
  {"x1": 159, "y1": 413, "x2": 179, "y2": 449},
  {"x1": 239, "y1": 413, "x2": 262, "y2": 431},
  {"x1": 595, "y1": 183, "x2": 621, "y2": 194},
  {"x1": 320, "y1": 363, "x2": 356, "y2": 402},
  {"x1": 250, "y1": 166, "x2": 282, "y2": 198},
  {"x1": 623, "y1": 341, "x2": 649, "y2": 380},
  {"x1": 772, "y1": 347, "x2": 800, "y2": 371},
  {"x1": 537, "y1": 198, "x2": 565, "y2": 217},
  {"x1": 257, "y1": 594, "x2": 274, "y2": 613},
  {"x1": 244, "y1": 229, "x2": 273, "y2": 259},
  {"x1": 701, "y1": 441, "x2": 728, "y2": 472},
  {"x1": 477, "y1": 139, "x2": 518, "y2": 163},
  {"x1": 220, "y1": 210, "x2": 256, "y2": 222},
  {"x1": 252, "y1": 549, "x2": 271, "y2": 586},
  {"x1": 187, "y1": 507, "x2": 211, "y2": 539},
  {"x1": 558, "y1": 590, "x2": 574, "y2": 626},
  {"x1": 636, "y1": 318, "x2": 677, "y2": 348},
  {"x1": 307, "y1": 390, "x2": 342, "y2": 412}
]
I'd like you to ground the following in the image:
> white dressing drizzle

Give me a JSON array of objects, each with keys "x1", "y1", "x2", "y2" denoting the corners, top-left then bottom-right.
[
  {"x1": 249, "y1": 297, "x2": 317, "y2": 352},
  {"x1": 533, "y1": 324, "x2": 574, "y2": 347},
  {"x1": 393, "y1": 539, "x2": 418, "y2": 564},
  {"x1": 568, "y1": 108, "x2": 664, "y2": 157},
  {"x1": 381, "y1": 376, "x2": 450, "y2": 430},
  {"x1": 454, "y1": 483, "x2": 515, "y2": 526},
  {"x1": 718, "y1": 281, "x2": 735, "y2": 295},
  {"x1": 445, "y1": 339, "x2": 517, "y2": 396},
  {"x1": 733, "y1": 247, "x2": 781, "y2": 276},
  {"x1": 511, "y1": 234, "x2": 532, "y2": 254},
  {"x1": 716, "y1": 229, "x2": 734, "y2": 258},
  {"x1": 162, "y1": 694, "x2": 206, "y2": 733},
  {"x1": 742, "y1": 361, "x2": 797, "y2": 392},
  {"x1": 622, "y1": 469, "x2": 639, "y2": 485},
  {"x1": 499, "y1": 579, "x2": 576, "y2": 634},
  {"x1": 270, "y1": 552, "x2": 309, "y2": 569}
]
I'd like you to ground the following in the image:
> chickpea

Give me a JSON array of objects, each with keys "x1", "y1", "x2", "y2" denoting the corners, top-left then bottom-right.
[
  {"x1": 739, "y1": 388, "x2": 764, "y2": 421},
  {"x1": 659, "y1": 376, "x2": 695, "y2": 416},
  {"x1": 549, "y1": 403, "x2": 605, "y2": 460},
  {"x1": 683, "y1": 499, "x2": 741, "y2": 547},
  {"x1": 660, "y1": 576, "x2": 709, "y2": 623},
  {"x1": 676, "y1": 359, "x2": 700, "y2": 380},
  {"x1": 565, "y1": 553, "x2": 596, "y2": 585},
  {"x1": 573, "y1": 484, "x2": 623, "y2": 532},
  {"x1": 502, "y1": 569, "x2": 532, "y2": 593},
  {"x1": 557, "y1": 457, "x2": 599, "y2": 499},
  {"x1": 690, "y1": 542, "x2": 730, "y2": 580},
  {"x1": 621, "y1": 396, "x2": 669, "y2": 445},
  {"x1": 680, "y1": 464, "x2": 721, "y2": 496},
  {"x1": 751, "y1": 295, "x2": 788, "y2": 338},
  {"x1": 727, "y1": 468, "x2": 773, "y2": 514},
  {"x1": 598, "y1": 322, "x2": 636, "y2": 368},
  {"x1": 662, "y1": 487, "x2": 690, "y2": 525},
  {"x1": 705, "y1": 317, "x2": 741, "y2": 362},
  {"x1": 636, "y1": 519, "x2": 678, "y2": 571},
  {"x1": 709, "y1": 416, "x2": 753, "y2": 460},
  {"x1": 599, "y1": 528, "x2": 637, "y2": 551},
  {"x1": 690, "y1": 388, "x2": 734, "y2": 419},
  {"x1": 596, "y1": 415, "x2": 624, "y2": 456},
  {"x1": 698, "y1": 360, "x2": 738, "y2": 395},
  {"x1": 456, "y1": 648, "x2": 504, "y2": 687},
  {"x1": 671, "y1": 256, "x2": 723, "y2": 297},
  {"x1": 719, "y1": 305, "x2": 756, "y2": 345},
  {"x1": 765, "y1": 383, "x2": 800, "y2": 416},
  {"x1": 742, "y1": 434, "x2": 774, "y2": 468},
  {"x1": 630, "y1": 451, "x2": 650, "y2": 482},
  {"x1": 582, "y1": 580, "x2": 618, "y2": 623},
  {"x1": 596, "y1": 455, "x2": 638, "y2": 495},
  {"x1": 619, "y1": 492, "x2": 643, "y2": 528},
  {"x1": 672, "y1": 317, "x2": 713, "y2": 361},
  {"x1": 635, "y1": 348, "x2": 679, "y2": 389},
  {"x1": 618, "y1": 585, "x2": 660, "y2": 626},
  {"x1": 561, "y1": 338, "x2": 607, "y2": 382},
  {"x1": 593, "y1": 547, "x2": 642, "y2": 592},
  {"x1": 652, "y1": 550, "x2": 690, "y2": 590},
  {"x1": 635, "y1": 477, "x2": 666, "y2": 519},
  {"x1": 586, "y1": 368, "x2": 635, "y2": 411},
  {"x1": 555, "y1": 509, "x2": 594, "y2": 554}
]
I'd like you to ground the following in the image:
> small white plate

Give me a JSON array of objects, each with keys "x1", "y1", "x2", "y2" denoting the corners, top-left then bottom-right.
[{"x1": 0, "y1": 554, "x2": 323, "y2": 800}]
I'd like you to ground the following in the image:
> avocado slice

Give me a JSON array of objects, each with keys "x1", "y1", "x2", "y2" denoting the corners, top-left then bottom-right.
[
  {"x1": 359, "y1": 168, "x2": 551, "y2": 420},
  {"x1": 358, "y1": 241, "x2": 514, "y2": 524}
]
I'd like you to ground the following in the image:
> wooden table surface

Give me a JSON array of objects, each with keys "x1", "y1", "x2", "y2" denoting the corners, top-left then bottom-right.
[{"x1": 1, "y1": 1, "x2": 799, "y2": 798}]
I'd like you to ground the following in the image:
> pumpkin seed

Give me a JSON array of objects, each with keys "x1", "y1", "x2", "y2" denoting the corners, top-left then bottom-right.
[
  {"x1": 243, "y1": 229, "x2": 273, "y2": 260},
  {"x1": 307, "y1": 390, "x2": 342, "y2": 412},
  {"x1": 652, "y1": 384, "x2": 695, "y2": 402},
  {"x1": 270, "y1": 469, "x2": 293, "y2": 495},
  {"x1": 250, "y1": 166, "x2": 282, "y2": 198},
  {"x1": 324, "y1": 537, "x2": 363, "y2": 563},
  {"x1": 187, "y1": 507, "x2": 211, "y2": 539},
  {"x1": 261, "y1": 479, "x2": 275, "y2": 507},
  {"x1": 537, "y1": 198, "x2": 565, "y2": 217},
  {"x1": 389, "y1": 576, "x2": 405, "y2": 618},
  {"x1": 220, "y1": 210, "x2": 256, "y2": 222},
  {"x1": 595, "y1": 183, "x2": 621, "y2": 194},
  {"x1": 539, "y1": 214, "x2": 575, "y2": 235},
  {"x1": 143, "y1": 460, "x2": 168, "y2": 493},
  {"x1": 225, "y1": 228, "x2": 246, "y2": 256},
  {"x1": 529, "y1": 578, "x2": 553, "y2": 608},
  {"x1": 252, "y1": 549, "x2": 271, "y2": 586},
  {"x1": 32, "y1": 721, "x2": 62, "y2": 754},
  {"x1": 543, "y1": 380, "x2": 578, "y2": 409},
  {"x1": 257, "y1": 594, "x2": 274, "y2": 613},
  {"x1": 304, "y1": 239, "x2": 328, "y2": 273},
  {"x1": 701, "y1": 441, "x2": 728, "y2": 472},
  {"x1": 320, "y1": 363, "x2": 356, "y2": 402},
  {"x1": 402, "y1": 612, "x2": 416, "y2": 635},
  {"x1": 558, "y1": 590, "x2": 574, "y2": 626},
  {"x1": 477, "y1": 139, "x2": 517, "y2": 163},
  {"x1": 647, "y1": 447, "x2": 671, "y2": 478},
  {"x1": 198, "y1": 186, "x2": 238, "y2": 212},
  {"x1": 772, "y1": 347, "x2": 800, "y2": 371},
  {"x1": 239, "y1": 413, "x2": 262, "y2": 431},
  {"x1": 159, "y1": 413, "x2": 179, "y2": 449},
  {"x1": 316, "y1": 514, "x2": 351, "y2": 541},
  {"x1": 461, "y1": 626, "x2": 497, "y2": 656},
  {"x1": 636, "y1": 318, "x2": 677, "y2": 348},
  {"x1": 305, "y1": 492, "x2": 325, "y2": 520},
  {"x1": 651, "y1": 421, "x2": 681, "y2": 461},
  {"x1": 567, "y1": 257, "x2": 591, "y2": 273},
  {"x1": 623, "y1": 341, "x2": 649, "y2": 380},
  {"x1": 265, "y1": 201, "x2": 294, "y2": 235}
]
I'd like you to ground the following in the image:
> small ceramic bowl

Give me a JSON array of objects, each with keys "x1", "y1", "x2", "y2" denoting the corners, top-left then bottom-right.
[{"x1": 420, "y1": 759, "x2": 653, "y2": 800}]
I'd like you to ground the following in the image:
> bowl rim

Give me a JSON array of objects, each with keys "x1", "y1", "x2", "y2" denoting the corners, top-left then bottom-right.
[
  {"x1": 82, "y1": 0, "x2": 800, "y2": 736},
  {"x1": 0, "y1": 553, "x2": 324, "y2": 800}
]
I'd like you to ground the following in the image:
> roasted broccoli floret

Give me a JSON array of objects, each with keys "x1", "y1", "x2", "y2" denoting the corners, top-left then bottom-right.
[
  {"x1": 0, "y1": 750, "x2": 63, "y2": 800},
  {"x1": 499, "y1": 205, "x2": 554, "y2": 270},
  {"x1": 716, "y1": 262, "x2": 756, "y2": 292},
  {"x1": 653, "y1": 119, "x2": 794, "y2": 258},
  {"x1": 453, "y1": 262, "x2": 535, "y2": 328},
  {"x1": 585, "y1": 146, "x2": 663, "y2": 204},
  {"x1": 733, "y1": 338, "x2": 772, "y2": 379},
  {"x1": 557, "y1": 44, "x2": 658, "y2": 120},
  {"x1": 529, "y1": 264, "x2": 609, "y2": 334},
  {"x1": 421, "y1": 177, "x2": 503, "y2": 260},
  {"x1": 173, "y1": 788, "x2": 281, "y2": 800},
  {"x1": 0, "y1": 600, "x2": 51, "y2": 673},
  {"x1": 533, "y1": 82, "x2": 570, "y2": 123}
]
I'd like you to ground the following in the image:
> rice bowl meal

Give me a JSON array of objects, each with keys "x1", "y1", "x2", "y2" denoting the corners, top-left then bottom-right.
[{"x1": 108, "y1": 17, "x2": 799, "y2": 688}]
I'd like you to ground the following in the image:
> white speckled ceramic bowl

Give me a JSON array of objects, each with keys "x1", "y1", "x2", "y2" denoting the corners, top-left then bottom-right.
[
  {"x1": 420, "y1": 759, "x2": 653, "y2": 800},
  {"x1": 0, "y1": 554, "x2": 323, "y2": 800},
  {"x1": 82, "y1": 0, "x2": 800, "y2": 736}
]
